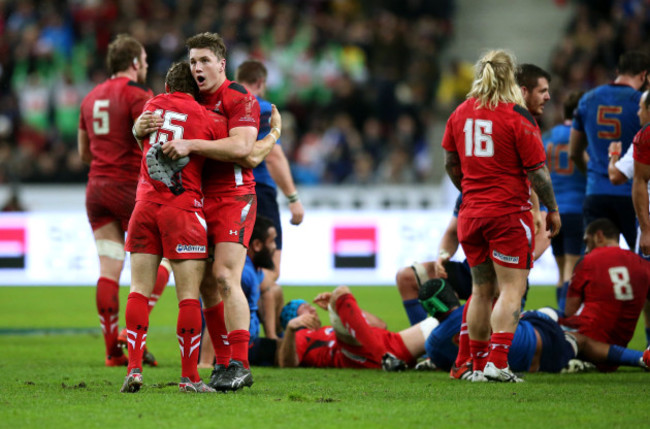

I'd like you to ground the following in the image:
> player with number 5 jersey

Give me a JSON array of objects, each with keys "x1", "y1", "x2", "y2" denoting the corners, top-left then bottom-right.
[{"x1": 442, "y1": 49, "x2": 561, "y2": 383}]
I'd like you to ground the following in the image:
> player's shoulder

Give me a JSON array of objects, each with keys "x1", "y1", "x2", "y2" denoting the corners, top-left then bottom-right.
[
  {"x1": 126, "y1": 80, "x2": 151, "y2": 93},
  {"x1": 512, "y1": 104, "x2": 537, "y2": 127},
  {"x1": 223, "y1": 80, "x2": 251, "y2": 97},
  {"x1": 638, "y1": 122, "x2": 650, "y2": 139}
]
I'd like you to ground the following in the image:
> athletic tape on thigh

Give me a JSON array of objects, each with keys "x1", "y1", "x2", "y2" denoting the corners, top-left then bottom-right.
[
  {"x1": 96, "y1": 239, "x2": 126, "y2": 261},
  {"x1": 419, "y1": 316, "x2": 440, "y2": 341}
]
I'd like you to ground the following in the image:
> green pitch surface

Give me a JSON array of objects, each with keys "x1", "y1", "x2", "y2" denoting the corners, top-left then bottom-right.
[{"x1": 1, "y1": 285, "x2": 648, "y2": 428}]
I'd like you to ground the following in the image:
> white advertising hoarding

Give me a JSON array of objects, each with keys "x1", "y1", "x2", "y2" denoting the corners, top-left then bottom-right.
[{"x1": 0, "y1": 210, "x2": 559, "y2": 286}]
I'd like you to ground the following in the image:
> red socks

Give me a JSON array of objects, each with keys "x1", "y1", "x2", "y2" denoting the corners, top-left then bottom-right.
[
  {"x1": 96, "y1": 277, "x2": 122, "y2": 357},
  {"x1": 470, "y1": 340, "x2": 490, "y2": 372},
  {"x1": 455, "y1": 296, "x2": 472, "y2": 367},
  {"x1": 335, "y1": 293, "x2": 383, "y2": 360},
  {"x1": 148, "y1": 264, "x2": 170, "y2": 314},
  {"x1": 203, "y1": 302, "x2": 231, "y2": 366},
  {"x1": 228, "y1": 330, "x2": 250, "y2": 368},
  {"x1": 177, "y1": 299, "x2": 202, "y2": 382},
  {"x1": 125, "y1": 292, "x2": 149, "y2": 373},
  {"x1": 488, "y1": 332, "x2": 514, "y2": 369}
]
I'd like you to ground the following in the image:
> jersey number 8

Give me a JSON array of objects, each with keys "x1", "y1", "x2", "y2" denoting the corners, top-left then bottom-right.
[{"x1": 609, "y1": 266, "x2": 634, "y2": 301}]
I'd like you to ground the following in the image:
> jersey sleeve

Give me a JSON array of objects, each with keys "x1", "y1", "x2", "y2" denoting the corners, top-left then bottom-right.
[
  {"x1": 567, "y1": 257, "x2": 588, "y2": 298},
  {"x1": 441, "y1": 113, "x2": 457, "y2": 152},
  {"x1": 224, "y1": 84, "x2": 261, "y2": 131},
  {"x1": 633, "y1": 126, "x2": 650, "y2": 165}
]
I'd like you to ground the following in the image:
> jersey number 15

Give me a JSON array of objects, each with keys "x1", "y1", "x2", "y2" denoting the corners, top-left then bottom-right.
[{"x1": 463, "y1": 119, "x2": 494, "y2": 157}]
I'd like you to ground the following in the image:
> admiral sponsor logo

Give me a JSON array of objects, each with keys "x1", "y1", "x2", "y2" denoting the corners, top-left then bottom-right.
[
  {"x1": 492, "y1": 250, "x2": 519, "y2": 264},
  {"x1": 176, "y1": 244, "x2": 206, "y2": 253},
  {"x1": 239, "y1": 115, "x2": 257, "y2": 123}
]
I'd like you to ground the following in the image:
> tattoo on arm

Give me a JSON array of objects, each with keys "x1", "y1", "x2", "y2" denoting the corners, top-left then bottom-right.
[
  {"x1": 527, "y1": 166, "x2": 557, "y2": 209},
  {"x1": 512, "y1": 308, "x2": 520, "y2": 325},
  {"x1": 445, "y1": 151, "x2": 463, "y2": 191}
]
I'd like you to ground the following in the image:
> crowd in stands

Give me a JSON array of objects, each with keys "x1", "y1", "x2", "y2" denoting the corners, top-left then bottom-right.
[
  {"x1": 0, "y1": 0, "x2": 453, "y2": 186},
  {"x1": 2, "y1": 0, "x2": 648, "y2": 187}
]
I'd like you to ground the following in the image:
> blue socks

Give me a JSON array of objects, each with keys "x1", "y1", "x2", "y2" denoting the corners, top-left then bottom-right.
[
  {"x1": 607, "y1": 344, "x2": 643, "y2": 367},
  {"x1": 403, "y1": 299, "x2": 427, "y2": 325},
  {"x1": 556, "y1": 281, "x2": 569, "y2": 314}
]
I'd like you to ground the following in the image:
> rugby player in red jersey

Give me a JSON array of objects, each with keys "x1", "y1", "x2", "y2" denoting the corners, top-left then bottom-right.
[
  {"x1": 133, "y1": 32, "x2": 280, "y2": 391},
  {"x1": 120, "y1": 62, "x2": 226, "y2": 393},
  {"x1": 442, "y1": 49, "x2": 561, "y2": 382},
  {"x1": 78, "y1": 34, "x2": 170, "y2": 367},
  {"x1": 278, "y1": 286, "x2": 436, "y2": 369},
  {"x1": 560, "y1": 218, "x2": 650, "y2": 371}
]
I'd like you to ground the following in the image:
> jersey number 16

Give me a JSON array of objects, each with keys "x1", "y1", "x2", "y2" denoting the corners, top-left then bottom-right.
[{"x1": 463, "y1": 119, "x2": 494, "y2": 157}]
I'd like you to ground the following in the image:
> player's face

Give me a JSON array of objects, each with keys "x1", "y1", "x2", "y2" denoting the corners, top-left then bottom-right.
[
  {"x1": 524, "y1": 77, "x2": 550, "y2": 116},
  {"x1": 297, "y1": 303, "x2": 317, "y2": 317},
  {"x1": 189, "y1": 48, "x2": 226, "y2": 94},
  {"x1": 637, "y1": 92, "x2": 650, "y2": 125},
  {"x1": 252, "y1": 227, "x2": 277, "y2": 270},
  {"x1": 136, "y1": 48, "x2": 148, "y2": 85}
]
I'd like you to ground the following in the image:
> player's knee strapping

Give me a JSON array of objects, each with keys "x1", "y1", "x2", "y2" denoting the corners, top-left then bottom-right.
[{"x1": 96, "y1": 239, "x2": 126, "y2": 261}]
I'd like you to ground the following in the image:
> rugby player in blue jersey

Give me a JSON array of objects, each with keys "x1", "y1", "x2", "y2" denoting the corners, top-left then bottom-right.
[
  {"x1": 569, "y1": 51, "x2": 650, "y2": 249},
  {"x1": 235, "y1": 60, "x2": 304, "y2": 340},
  {"x1": 542, "y1": 91, "x2": 586, "y2": 310}
]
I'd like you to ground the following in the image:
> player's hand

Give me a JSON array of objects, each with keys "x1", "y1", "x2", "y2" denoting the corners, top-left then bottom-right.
[
  {"x1": 270, "y1": 104, "x2": 282, "y2": 133},
  {"x1": 313, "y1": 292, "x2": 332, "y2": 309},
  {"x1": 608, "y1": 141, "x2": 622, "y2": 160},
  {"x1": 289, "y1": 200, "x2": 304, "y2": 225},
  {"x1": 287, "y1": 313, "x2": 321, "y2": 331},
  {"x1": 162, "y1": 139, "x2": 192, "y2": 160},
  {"x1": 639, "y1": 229, "x2": 650, "y2": 257},
  {"x1": 434, "y1": 255, "x2": 449, "y2": 279},
  {"x1": 546, "y1": 210, "x2": 561, "y2": 238},
  {"x1": 135, "y1": 111, "x2": 163, "y2": 138}
]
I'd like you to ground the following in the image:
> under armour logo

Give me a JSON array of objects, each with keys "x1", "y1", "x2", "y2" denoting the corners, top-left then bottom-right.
[{"x1": 229, "y1": 230, "x2": 238, "y2": 235}]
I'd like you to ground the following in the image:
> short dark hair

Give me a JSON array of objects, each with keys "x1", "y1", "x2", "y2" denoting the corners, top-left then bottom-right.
[
  {"x1": 516, "y1": 64, "x2": 552, "y2": 90},
  {"x1": 106, "y1": 34, "x2": 143, "y2": 75},
  {"x1": 585, "y1": 218, "x2": 620, "y2": 241},
  {"x1": 617, "y1": 51, "x2": 650, "y2": 76},
  {"x1": 235, "y1": 60, "x2": 268, "y2": 84},
  {"x1": 563, "y1": 90, "x2": 584, "y2": 120},
  {"x1": 165, "y1": 62, "x2": 198, "y2": 98},
  {"x1": 251, "y1": 215, "x2": 275, "y2": 243},
  {"x1": 186, "y1": 32, "x2": 227, "y2": 60}
]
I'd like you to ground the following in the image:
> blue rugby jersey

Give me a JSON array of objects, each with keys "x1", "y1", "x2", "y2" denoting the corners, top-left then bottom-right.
[
  {"x1": 572, "y1": 83, "x2": 642, "y2": 196},
  {"x1": 543, "y1": 123, "x2": 586, "y2": 214}
]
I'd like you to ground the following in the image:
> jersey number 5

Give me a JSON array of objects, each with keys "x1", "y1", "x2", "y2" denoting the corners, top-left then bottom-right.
[
  {"x1": 609, "y1": 266, "x2": 634, "y2": 301},
  {"x1": 463, "y1": 119, "x2": 494, "y2": 157},
  {"x1": 92, "y1": 100, "x2": 110, "y2": 135},
  {"x1": 597, "y1": 105, "x2": 622, "y2": 140}
]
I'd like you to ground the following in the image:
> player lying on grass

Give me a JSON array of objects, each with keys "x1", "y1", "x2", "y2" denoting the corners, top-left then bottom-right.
[{"x1": 277, "y1": 286, "x2": 439, "y2": 369}]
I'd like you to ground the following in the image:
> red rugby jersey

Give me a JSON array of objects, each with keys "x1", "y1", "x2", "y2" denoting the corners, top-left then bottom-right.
[
  {"x1": 79, "y1": 77, "x2": 153, "y2": 182},
  {"x1": 441, "y1": 98, "x2": 546, "y2": 217},
  {"x1": 199, "y1": 79, "x2": 260, "y2": 196},
  {"x1": 136, "y1": 92, "x2": 226, "y2": 210},
  {"x1": 562, "y1": 246, "x2": 650, "y2": 346}
]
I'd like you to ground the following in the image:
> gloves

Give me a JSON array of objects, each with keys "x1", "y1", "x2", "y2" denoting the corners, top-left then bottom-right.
[{"x1": 145, "y1": 143, "x2": 189, "y2": 195}]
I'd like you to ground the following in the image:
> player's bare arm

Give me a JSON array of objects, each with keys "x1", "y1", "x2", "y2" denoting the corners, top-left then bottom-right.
[
  {"x1": 607, "y1": 141, "x2": 628, "y2": 184},
  {"x1": 568, "y1": 128, "x2": 588, "y2": 174},
  {"x1": 632, "y1": 160, "x2": 650, "y2": 255},
  {"x1": 77, "y1": 129, "x2": 92, "y2": 164},
  {"x1": 162, "y1": 125, "x2": 257, "y2": 161},
  {"x1": 278, "y1": 314, "x2": 320, "y2": 368},
  {"x1": 434, "y1": 216, "x2": 459, "y2": 279},
  {"x1": 236, "y1": 104, "x2": 282, "y2": 168},
  {"x1": 527, "y1": 165, "x2": 562, "y2": 238},
  {"x1": 444, "y1": 150, "x2": 463, "y2": 191}
]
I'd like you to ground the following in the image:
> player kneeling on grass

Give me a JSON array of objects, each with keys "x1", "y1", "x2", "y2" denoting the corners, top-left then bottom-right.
[
  {"x1": 121, "y1": 61, "x2": 224, "y2": 393},
  {"x1": 277, "y1": 286, "x2": 438, "y2": 369}
]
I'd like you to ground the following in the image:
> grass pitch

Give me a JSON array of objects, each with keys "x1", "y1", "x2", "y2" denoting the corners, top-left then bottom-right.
[{"x1": 1, "y1": 285, "x2": 648, "y2": 428}]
